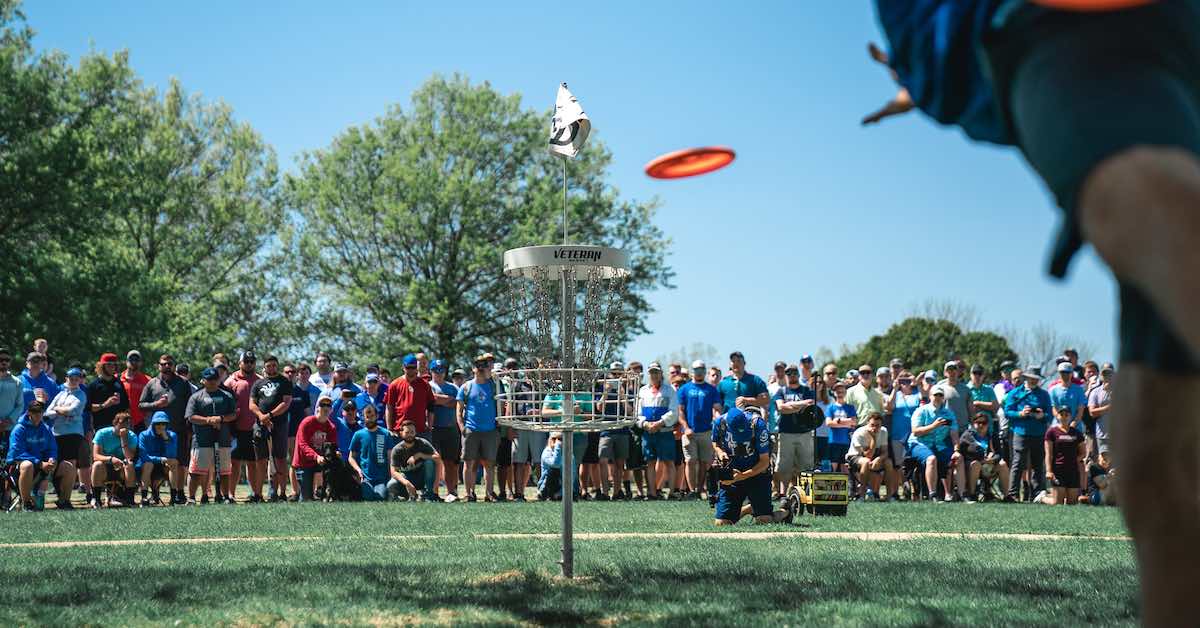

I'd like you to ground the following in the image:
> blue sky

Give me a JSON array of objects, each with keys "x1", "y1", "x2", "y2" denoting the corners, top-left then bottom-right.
[{"x1": 26, "y1": 1, "x2": 1117, "y2": 371}]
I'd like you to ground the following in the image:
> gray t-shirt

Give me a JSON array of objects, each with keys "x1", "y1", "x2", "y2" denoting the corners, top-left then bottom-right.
[
  {"x1": 140, "y1": 375, "x2": 194, "y2": 427},
  {"x1": 1087, "y1": 385, "x2": 1112, "y2": 441},
  {"x1": 936, "y1": 379, "x2": 972, "y2": 433}
]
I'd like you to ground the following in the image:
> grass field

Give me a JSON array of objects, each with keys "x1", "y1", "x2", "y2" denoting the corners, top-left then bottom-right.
[{"x1": 0, "y1": 500, "x2": 1134, "y2": 626}]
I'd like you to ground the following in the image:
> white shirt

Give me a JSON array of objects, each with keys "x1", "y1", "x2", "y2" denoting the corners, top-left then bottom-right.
[
  {"x1": 847, "y1": 425, "x2": 890, "y2": 461},
  {"x1": 636, "y1": 382, "x2": 677, "y2": 428}
]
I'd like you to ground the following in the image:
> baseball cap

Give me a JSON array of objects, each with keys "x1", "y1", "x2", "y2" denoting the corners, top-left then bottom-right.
[
  {"x1": 342, "y1": 399, "x2": 357, "y2": 411},
  {"x1": 240, "y1": 350, "x2": 256, "y2": 363},
  {"x1": 729, "y1": 351, "x2": 745, "y2": 361},
  {"x1": 175, "y1": 363, "x2": 190, "y2": 375},
  {"x1": 889, "y1": 358, "x2": 904, "y2": 369},
  {"x1": 801, "y1": 354, "x2": 814, "y2": 364},
  {"x1": 774, "y1": 360, "x2": 787, "y2": 370},
  {"x1": 1054, "y1": 355, "x2": 1070, "y2": 365},
  {"x1": 1023, "y1": 366, "x2": 1043, "y2": 379},
  {"x1": 430, "y1": 359, "x2": 447, "y2": 372},
  {"x1": 317, "y1": 391, "x2": 334, "y2": 403},
  {"x1": 931, "y1": 387, "x2": 946, "y2": 396},
  {"x1": 691, "y1": 360, "x2": 706, "y2": 370},
  {"x1": 127, "y1": 350, "x2": 142, "y2": 361},
  {"x1": 857, "y1": 364, "x2": 872, "y2": 373},
  {"x1": 1064, "y1": 347, "x2": 1078, "y2": 355},
  {"x1": 846, "y1": 369, "x2": 859, "y2": 380},
  {"x1": 66, "y1": 367, "x2": 84, "y2": 378},
  {"x1": 923, "y1": 370, "x2": 938, "y2": 382},
  {"x1": 27, "y1": 399, "x2": 45, "y2": 412},
  {"x1": 970, "y1": 364, "x2": 985, "y2": 374},
  {"x1": 200, "y1": 367, "x2": 219, "y2": 381},
  {"x1": 100, "y1": 353, "x2": 119, "y2": 364},
  {"x1": 785, "y1": 363, "x2": 800, "y2": 374},
  {"x1": 1057, "y1": 362, "x2": 1074, "y2": 373},
  {"x1": 334, "y1": 362, "x2": 349, "y2": 372},
  {"x1": 402, "y1": 354, "x2": 417, "y2": 367},
  {"x1": 503, "y1": 357, "x2": 518, "y2": 369},
  {"x1": 943, "y1": 361, "x2": 958, "y2": 370},
  {"x1": 610, "y1": 361, "x2": 624, "y2": 371},
  {"x1": 999, "y1": 360, "x2": 1016, "y2": 370},
  {"x1": 365, "y1": 373, "x2": 380, "y2": 383},
  {"x1": 647, "y1": 362, "x2": 663, "y2": 372},
  {"x1": 263, "y1": 354, "x2": 278, "y2": 364},
  {"x1": 451, "y1": 368, "x2": 466, "y2": 378},
  {"x1": 875, "y1": 366, "x2": 891, "y2": 376},
  {"x1": 1101, "y1": 362, "x2": 1115, "y2": 373},
  {"x1": 150, "y1": 411, "x2": 170, "y2": 426}
]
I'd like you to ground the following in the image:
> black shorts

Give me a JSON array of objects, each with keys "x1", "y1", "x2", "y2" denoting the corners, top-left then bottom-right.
[
  {"x1": 1051, "y1": 467, "x2": 1081, "y2": 490},
  {"x1": 101, "y1": 460, "x2": 132, "y2": 481},
  {"x1": 54, "y1": 434, "x2": 83, "y2": 463},
  {"x1": 626, "y1": 433, "x2": 646, "y2": 471},
  {"x1": 985, "y1": 0, "x2": 1200, "y2": 371},
  {"x1": 432, "y1": 426, "x2": 461, "y2": 464},
  {"x1": 673, "y1": 438, "x2": 684, "y2": 467},
  {"x1": 582, "y1": 432, "x2": 600, "y2": 464},
  {"x1": 496, "y1": 437, "x2": 512, "y2": 467},
  {"x1": 173, "y1": 421, "x2": 192, "y2": 468},
  {"x1": 231, "y1": 427, "x2": 269, "y2": 461}
]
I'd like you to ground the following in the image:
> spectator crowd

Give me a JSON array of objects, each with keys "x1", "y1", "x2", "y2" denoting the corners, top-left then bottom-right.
[{"x1": 0, "y1": 339, "x2": 1117, "y2": 513}]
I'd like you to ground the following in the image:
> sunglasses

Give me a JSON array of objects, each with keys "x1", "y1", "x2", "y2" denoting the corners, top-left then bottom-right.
[
  {"x1": 0, "y1": 357, "x2": 10, "y2": 363},
  {"x1": 160, "y1": 362, "x2": 174, "y2": 367},
  {"x1": 318, "y1": 402, "x2": 332, "y2": 408}
]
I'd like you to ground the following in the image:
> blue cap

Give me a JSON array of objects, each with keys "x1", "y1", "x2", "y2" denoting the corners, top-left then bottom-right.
[
  {"x1": 402, "y1": 354, "x2": 418, "y2": 367},
  {"x1": 430, "y1": 359, "x2": 446, "y2": 372},
  {"x1": 66, "y1": 367, "x2": 84, "y2": 377},
  {"x1": 151, "y1": 411, "x2": 169, "y2": 425},
  {"x1": 200, "y1": 367, "x2": 219, "y2": 381},
  {"x1": 800, "y1": 354, "x2": 813, "y2": 363},
  {"x1": 726, "y1": 406, "x2": 749, "y2": 430}
]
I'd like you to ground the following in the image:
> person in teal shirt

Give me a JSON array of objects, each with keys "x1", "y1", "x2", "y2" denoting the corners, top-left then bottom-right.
[
  {"x1": 908, "y1": 388, "x2": 965, "y2": 502},
  {"x1": 91, "y1": 411, "x2": 139, "y2": 507},
  {"x1": 348, "y1": 413, "x2": 395, "y2": 501}
]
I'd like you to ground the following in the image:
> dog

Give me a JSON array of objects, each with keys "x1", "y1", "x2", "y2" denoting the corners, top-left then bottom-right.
[{"x1": 318, "y1": 443, "x2": 361, "y2": 502}]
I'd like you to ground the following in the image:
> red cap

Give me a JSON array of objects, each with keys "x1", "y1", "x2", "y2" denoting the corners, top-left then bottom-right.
[{"x1": 99, "y1": 353, "x2": 119, "y2": 364}]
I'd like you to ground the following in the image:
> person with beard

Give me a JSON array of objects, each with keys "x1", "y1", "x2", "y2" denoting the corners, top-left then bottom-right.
[
  {"x1": 250, "y1": 355, "x2": 293, "y2": 503},
  {"x1": 138, "y1": 355, "x2": 192, "y2": 502}
]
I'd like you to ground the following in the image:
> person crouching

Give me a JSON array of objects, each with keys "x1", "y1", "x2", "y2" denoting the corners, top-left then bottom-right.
[{"x1": 136, "y1": 411, "x2": 179, "y2": 506}]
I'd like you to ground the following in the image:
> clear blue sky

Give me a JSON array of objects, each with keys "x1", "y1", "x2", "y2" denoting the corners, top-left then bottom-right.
[{"x1": 25, "y1": 1, "x2": 1117, "y2": 371}]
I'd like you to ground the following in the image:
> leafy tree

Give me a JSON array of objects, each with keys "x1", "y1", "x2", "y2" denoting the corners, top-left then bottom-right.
[
  {"x1": 285, "y1": 74, "x2": 673, "y2": 367},
  {"x1": 836, "y1": 317, "x2": 1016, "y2": 377}
]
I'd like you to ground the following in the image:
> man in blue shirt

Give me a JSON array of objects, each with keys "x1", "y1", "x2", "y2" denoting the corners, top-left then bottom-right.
[
  {"x1": 429, "y1": 360, "x2": 463, "y2": 500},
  {"x1": 717, "y1": 351, "x2": 769, "y2": 414},
  {"x1": 348, "y1": 413, "x2": 395, "y2": 501},
  {"x1": 677, "y1": 360, "x2": 720, "y2": 499},
  {"x1": 1003, "y1": 368, "x2": 1052, "y2": 502},
  {"x1": 1049, "y1": 362, "x2": 1087, "y2": 431},
  {"x1": 772, "y1": 364, "x2": 817, "y2": 494},
  {"x1": 136, "y1": 412, "x2": 179, "y2": 506},
  {"x1": 710, "y1": 407, "x2": 798, "y2": 526},
  {"x1": 908, "y1": 388, "x2": 965, "y2": 502},
  {"x1": 868, "y1": 3, "x2": 1200, "y2": 620},
  {"x1": 6, "y1": 400, "x2": 77, "y2": 511},
  {"x1": 18, "y1": 352, "x2": 58, "y2": 412},
  {"x1": 457, "y1": 357, "x2": 499, "y2": 502}
]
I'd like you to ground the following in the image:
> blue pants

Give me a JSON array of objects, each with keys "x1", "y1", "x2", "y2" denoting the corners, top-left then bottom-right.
[
  {"x1": 360, "y1": 481, "x2": 388, "y2": 501},
  {"x1": 387, "y1": 459, "x2": 437, "y2": 499},
  {"x1": 715, "y1": 472, "x2": 773, "y2": 522}
]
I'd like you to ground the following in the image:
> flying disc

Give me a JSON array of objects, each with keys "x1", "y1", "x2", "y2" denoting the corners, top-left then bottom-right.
[
  {"x1": 645, "y1": 146, "x2": 735, "y2": 179},
  {"x1": 1031, "y1": 0, "x2": 1153, "y2": 10}
]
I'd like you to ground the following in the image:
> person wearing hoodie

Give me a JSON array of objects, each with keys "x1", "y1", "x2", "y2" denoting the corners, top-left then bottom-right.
[
  {"x1": 292, "y1": 393, "x2": 339, "y2": 501},
  {"x1": 46, "y1": 367, "x2": 87, "y2": 504},
  {"x1": 91, "y1": 411, "x2": 139, "y2": 507},
  {"x1": 6, "y1": 400, "x2": 77, "y2": 511},
  {"x1": 137, "y1": 411, "x2": 179, "y2": 506},
  {"x1": 19, "y1": 351, "x2": 58, "y2": 411}
]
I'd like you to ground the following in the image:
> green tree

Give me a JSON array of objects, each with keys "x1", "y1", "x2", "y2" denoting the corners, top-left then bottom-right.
[
  {"x1": 836, "y1": 317, "x2": 1016, "y2": 377},
  {"x1": 285, "y1": 74, "x2": 673, "y2": 367}
]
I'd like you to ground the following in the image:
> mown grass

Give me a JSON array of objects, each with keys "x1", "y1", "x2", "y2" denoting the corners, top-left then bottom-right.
[{"x1": 0, "y1": 501, "x2": 1134, "y2": 626}]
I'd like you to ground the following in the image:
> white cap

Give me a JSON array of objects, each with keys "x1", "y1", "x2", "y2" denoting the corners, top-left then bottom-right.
[
  {"x1": 876, "y1": 366, "x2": 891, "y2": 376},
  {"x1": 691, "y1": 360, "x2": 706, "y2": 370}
]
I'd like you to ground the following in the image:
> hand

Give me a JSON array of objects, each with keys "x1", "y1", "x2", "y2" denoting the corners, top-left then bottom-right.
[
  {"x1": 156, "y1": 394, "x2": 170, "y2": 408},
  {"x1": 1046, "y1": 471, "x2": 1056, "y2": 482},
  {"x1": 315, "y1": 455, "x2": 326, "y2": 465},
  {"x1": 106, "y1": 394, "x2": 119, "y2": 408},
  {"x1": 714, "y1": 449, "x2": 729, "y2": 465},
  {"x1": 407, "y1": 456, "x2": 418, "y2": 468},
  {"x1": 112, "y1": 459, "x2": 124, "y2": 469},
  {"x1": 117, "y1": 427, "x2": 128, "y2": 439},
  {"x1": 1021, "y1": 407, "x2": 1032, "y2": 417},
  {"x1": 40, "y1": 460, "x2": 55, "y2": 473},
  {"x1": 165, "y1": 459, "x2": 178, "y2": 470},
  {"x1": 647, "y1": 422, "x2": 661, "y2": 434},
  {"x1": 861, "y1": 42, "x2": 915, "y2": 125},
  {"x1": 735, "y1": 397, "x2": 747, "y2": 409},
  {"x1": 34, "y1": 388, "x2": 47, "y2": 403},
  {"x1": 683, "y1": 427, "x2": 693, "y2": 437}
]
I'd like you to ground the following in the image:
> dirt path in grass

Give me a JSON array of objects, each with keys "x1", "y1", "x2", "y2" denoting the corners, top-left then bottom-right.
[{"x1": 0, "y1": 530, "x2": 1130, "y2": 549}]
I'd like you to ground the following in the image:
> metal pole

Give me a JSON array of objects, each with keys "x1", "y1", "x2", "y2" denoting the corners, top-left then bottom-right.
[
  {"x1": 562, "y1": 159, "x2": 568, "y2": 244},
  {"x1": 559, "y1": 262, "x2": 576, "y2": 578},
  {"x1": 561, "y1": 426, "x2": 574, "y2": 578}
]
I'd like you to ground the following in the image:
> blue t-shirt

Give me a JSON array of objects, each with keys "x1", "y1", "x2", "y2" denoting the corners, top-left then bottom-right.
[
  {"x1": 717, "y1": 373, "x2": 767, "y2": 414},
  {"x1": 677, "y1": 381, "x2": 720, "y2": 433},
  {"x1": 890, "y1": 392, "x2": 922, "y2": 444},
  {"x1": 19, "y1": 370, "x2": 59, "y2": 410},
  {"x1": 1049, "y1": 383, "x2": 1086, "y2": 418},
  {"x1": 350, "y1": 426, "x2": 394, "y2": 484},
  {"x1": 909, "y1": 404, "x2": 957, "y2": 451},
  {"x1": 331, "y1": 416, "x2": 361, "y2": 459},
  {"x1": 457, "y1": 380, "x2": 497, "y2": 432},
  {"x1": 432, "y1": 381, "x2": 459, "y2": 429},
  {"x1": 772, "y1": 385, "x2": 816, "y2": 434},
  {"x1": 824, "y1": 403, "x2": 857, "y2": 445},
  {"x1": 94, "y1": 426, "x2": 138, "y2": 460},
  {"x1": 711, "y1": 408, "x2": 771, "y2": 472}
]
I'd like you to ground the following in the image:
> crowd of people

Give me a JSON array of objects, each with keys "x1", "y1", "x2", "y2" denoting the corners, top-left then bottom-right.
[{"x1": 0, "y1": 339, "x2": 1116, "y2": 517}]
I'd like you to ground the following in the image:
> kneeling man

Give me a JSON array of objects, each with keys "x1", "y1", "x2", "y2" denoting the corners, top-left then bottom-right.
[{"x1": 712, "y1": 406, "x2": 798, "y2": 525}]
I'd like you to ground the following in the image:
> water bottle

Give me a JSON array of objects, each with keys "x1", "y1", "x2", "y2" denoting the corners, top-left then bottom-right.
[{"x1": 34, "y1": 492, "x2": 45, "y2": 511}]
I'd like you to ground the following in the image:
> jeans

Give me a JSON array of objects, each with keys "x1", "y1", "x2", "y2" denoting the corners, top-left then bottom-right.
[
  {"x1": 386, "y1": 458, "x2": 437, "y2": 499},
  {"x1": 1008, "y1": 432, "x2": 1046, "y2": 498},
  {"x1": 296, "y1": 467, "x2": 318, "y2": 501}
]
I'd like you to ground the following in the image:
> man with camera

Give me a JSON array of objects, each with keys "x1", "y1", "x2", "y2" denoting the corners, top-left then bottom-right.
[{"x1": 711, "y1": 406, "x2": 799, "y2": 525}]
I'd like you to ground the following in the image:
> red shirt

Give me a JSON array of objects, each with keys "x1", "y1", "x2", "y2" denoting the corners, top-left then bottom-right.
[
  {"x1": 293, "y1": 415, "x2": 338, "y2": 469},
  {"x1": 385, "y1": 375, "x2": 434, "y2": 433},
  {"x1": 224, "y1": 370, "x2": 260, "y2": 431},
  {"x1": 120, "y1": 371, "x2": 151, "y2": 427}
]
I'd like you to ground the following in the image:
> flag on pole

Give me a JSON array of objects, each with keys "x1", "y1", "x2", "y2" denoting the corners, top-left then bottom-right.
[{"x1": 549, "y1": 82, "x2": 590, "y2": 159}]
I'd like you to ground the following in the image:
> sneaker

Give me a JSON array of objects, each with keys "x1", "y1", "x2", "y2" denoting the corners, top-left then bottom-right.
[
  {"x1": 444, "y1": 493, "x2": 459, "y2": 503},
  {"x1": 495, "y1": 493, "x2": 508, "y2": 503},
  {"x1": 200, "y1": 493, "x2": 210, "y2": 505},
  {"x1": 23, "y1": 499, "x2": 37, "y2": 512},
  {"x1": 886, "y1": 494, "x2": 899, "y2": 503},
  {"x1": 423, "y1": 493, "x2": 443, "y2": 503},
  {"x1": 962, "y1": 495, "x2": 976, "y2": 504},
  {"x1": 55, "y1": 499, "x2": 74, "y2": 510},
  {"x1": 512, "y1": 495, "x2": 526, "y2": 502},
  {"x1": 593, "y1": 492, "x2": 610, "y2": 502},
  {"x1": 1003, "y1": 495, "x2": 1016, "y2": 503},
  {"x1": 865, "y1": 489, "x2": 879, "y2": 501},
  {"x1": 287, "y1": 494, "x2": 300, "y2": 503},
  {"x1": 223, "y1": 496, "x2": 236, "y2": 505},
  {"x1": 1033, "y1": 490, "x2": 1047, "y2": 504},
  {"x1": 466, "y1": 492, "x2": 477, "y2": 503}
]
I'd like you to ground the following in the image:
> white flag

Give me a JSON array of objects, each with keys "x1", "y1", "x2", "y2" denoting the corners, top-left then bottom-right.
[{"x1": 549, "y1": 82, "x2": 590, "y2": 159}]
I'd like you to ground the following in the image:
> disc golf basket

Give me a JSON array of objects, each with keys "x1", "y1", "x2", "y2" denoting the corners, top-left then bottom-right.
[{"x1": 496, "y1": 244, "x2": 637, "y2": 578}]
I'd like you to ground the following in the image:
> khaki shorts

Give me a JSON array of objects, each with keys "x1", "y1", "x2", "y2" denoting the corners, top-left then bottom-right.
[
  {"x1": 189, "y1": 445, "x2": 233, "y2": 476},
  {"x1": 462, "y1": 429, "x2": 499, "y2": 462},
  {"x1": 775, "y1": 431, "x2": 815, "y2": 476},
  {"x1": 681, "y1": 431, "x2": 712, "y2": 463}
]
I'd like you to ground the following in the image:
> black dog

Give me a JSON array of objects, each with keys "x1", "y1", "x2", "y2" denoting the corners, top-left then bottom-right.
[{"x1": 318, "y1": 443, "x2": 361, "y2": 502}]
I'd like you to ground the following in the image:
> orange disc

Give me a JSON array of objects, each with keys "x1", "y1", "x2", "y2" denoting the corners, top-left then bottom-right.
[
  {"x1": 645, "y1": 147, "x2": 736, "y2": 179},
  {"x1": 1031, "y1": 0, "x2": 1154, "y2": 11}
]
